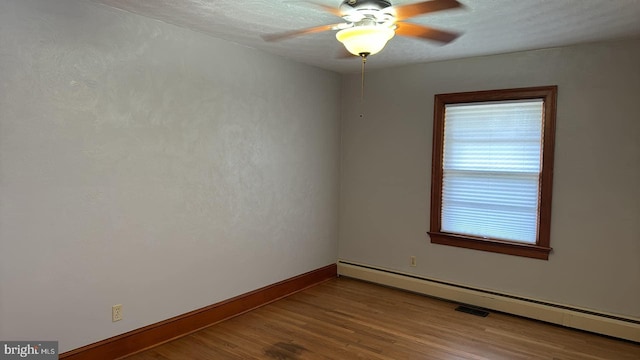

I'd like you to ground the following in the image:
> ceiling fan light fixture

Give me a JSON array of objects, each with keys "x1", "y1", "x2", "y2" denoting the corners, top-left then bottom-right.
[{"x1": 336, "y1": 26, "x2": 395, "y2": 56}]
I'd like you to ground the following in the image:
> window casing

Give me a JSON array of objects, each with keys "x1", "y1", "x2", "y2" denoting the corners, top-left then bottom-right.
[{"x1": 429, "y1": 86, "x2": 557, "y2": 260}]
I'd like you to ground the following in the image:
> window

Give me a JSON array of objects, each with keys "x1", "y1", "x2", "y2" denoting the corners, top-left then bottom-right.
[{"x1": 429, "y1": 86, "x2": 557, "y2": 260}]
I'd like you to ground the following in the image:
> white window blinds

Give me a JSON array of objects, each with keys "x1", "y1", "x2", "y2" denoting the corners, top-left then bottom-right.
[{"x1": 442, "y1": 100, "x2": 544, "y2": 244}]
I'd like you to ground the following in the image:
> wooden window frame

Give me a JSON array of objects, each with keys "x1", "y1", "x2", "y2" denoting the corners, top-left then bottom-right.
[{"x1": 428, "y1": 86, "x2": 557, "y2": 260}]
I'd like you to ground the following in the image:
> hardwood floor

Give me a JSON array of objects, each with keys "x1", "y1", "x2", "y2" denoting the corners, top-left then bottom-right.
[{"x1": 125, "y1": 277, "x2": 640, "y2": 360}]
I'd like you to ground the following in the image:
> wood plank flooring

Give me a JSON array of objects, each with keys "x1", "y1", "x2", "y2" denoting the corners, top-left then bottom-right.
[{"x1": 125, "y1": 277, "x2": 640, "y2": 360}]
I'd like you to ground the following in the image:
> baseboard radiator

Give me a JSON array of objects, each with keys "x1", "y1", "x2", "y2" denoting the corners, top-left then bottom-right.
[{"x1": 337, "y1": 261, "x2": 640, "y2": 343}]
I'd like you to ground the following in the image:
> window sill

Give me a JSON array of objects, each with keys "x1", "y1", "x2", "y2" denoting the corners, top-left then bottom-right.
[{"x1": 428, "y1": 232, "x2": 552, "y2": 260}]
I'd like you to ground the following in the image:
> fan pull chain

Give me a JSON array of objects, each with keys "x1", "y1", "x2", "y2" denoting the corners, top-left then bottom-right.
[
  {"x1": 359, "y1": 53, "x2": 368, "y2": 118},
  {"x1": 361, "y1": 54, "x2": 367, "y2": 103}
]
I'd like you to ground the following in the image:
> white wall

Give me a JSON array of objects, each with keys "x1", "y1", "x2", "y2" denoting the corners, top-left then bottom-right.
[
  {"x1": 339, "y1": 39, "x2": 640, "y2": 319},
  {"x1": 0, "y1": 0, "x2": 340, "y2": 352}
]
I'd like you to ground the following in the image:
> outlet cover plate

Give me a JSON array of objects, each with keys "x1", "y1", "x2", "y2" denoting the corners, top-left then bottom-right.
[{"x1": 112, "y1": 304, "x2": 123, "y2": 322}]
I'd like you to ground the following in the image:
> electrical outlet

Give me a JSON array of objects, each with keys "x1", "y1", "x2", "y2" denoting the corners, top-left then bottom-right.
[
  {"x1": 112, "y1": 304, "x2": 123, "y2": 322},
  {"x1": 410, "y1": 256, "x2": 417, "y2": 267}
]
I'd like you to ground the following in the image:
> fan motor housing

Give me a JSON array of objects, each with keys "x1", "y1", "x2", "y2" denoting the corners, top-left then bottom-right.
[
  {"x1": 340, "y1": 0, "x2": 392, "y2": 12},
  {"x1": 341, "y1": 0, "x2": 394, "y2": 24}
]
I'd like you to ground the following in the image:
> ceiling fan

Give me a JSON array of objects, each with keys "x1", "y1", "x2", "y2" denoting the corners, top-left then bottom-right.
[{"x1": 262, "y1": 0, "x2": 464, "y2": 59}]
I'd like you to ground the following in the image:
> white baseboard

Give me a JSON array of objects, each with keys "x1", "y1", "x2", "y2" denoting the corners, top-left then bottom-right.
[{"x1": 337, "y1": 261, "x2": 640, "y2": 343}]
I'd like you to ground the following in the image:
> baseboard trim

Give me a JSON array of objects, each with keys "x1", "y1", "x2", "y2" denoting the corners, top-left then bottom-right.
[
  {"x1": 60, "y1": 264, "x2": 337, "y2": 360},
  {"x1": 337, "y1": 260, "x2": 640, "y2": 343}
]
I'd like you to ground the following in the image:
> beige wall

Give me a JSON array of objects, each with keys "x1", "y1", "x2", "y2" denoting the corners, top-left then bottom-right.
[
  {"x1": 0, "y1": 0, "x2": 340, "y2": 352},
  {"x1": 339, "y1": 39, "x2": 640, "y2": 319}
]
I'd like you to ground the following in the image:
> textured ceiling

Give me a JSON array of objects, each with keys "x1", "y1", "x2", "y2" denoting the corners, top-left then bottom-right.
[{"x1": 92, "y1": 0, "x2": 640, "y2": 73}]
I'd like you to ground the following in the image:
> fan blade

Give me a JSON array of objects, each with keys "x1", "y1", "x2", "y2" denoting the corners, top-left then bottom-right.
[
  {"x1": 395, "y1": 22, "x2": 460, "y2": 44},
  {"x1": 394, "y1": 0, "x2": 463, "y2": 21},
  {"x1": 261, "y1": 23, "x2": 341, "y2": 42}
]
